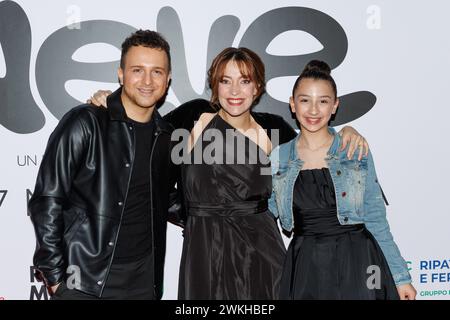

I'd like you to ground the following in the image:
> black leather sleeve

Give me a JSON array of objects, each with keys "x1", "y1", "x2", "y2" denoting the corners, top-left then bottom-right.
[
  {"x1": 252, "y1": 111, "x2": 297, "y2": 147},
  {"x1": 28, "y1": 107, "x2": 89, "y2": 286},
  {"x1": 277, "y1": 116, "x2": 297, "y2": 145},
  {"x1": 167, "y1": 148, "x2": 186, "y2": 228},
  {"x1": 163, "y1": 98, "x2": 215, "y2": 132},
  {"x1": 163, "y1": 99, "x2": 215, "y2": 228}
]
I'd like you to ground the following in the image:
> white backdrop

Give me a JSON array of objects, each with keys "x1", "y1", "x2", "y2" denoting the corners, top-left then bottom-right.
[{"x1": 0, "y1": 0, "x2": 449, "y2": 300}]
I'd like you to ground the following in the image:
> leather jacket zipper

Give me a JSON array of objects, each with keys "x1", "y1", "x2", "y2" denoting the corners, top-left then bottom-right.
[{"x1": 149, "y1": 129, "x2": 162, "y2": 294}]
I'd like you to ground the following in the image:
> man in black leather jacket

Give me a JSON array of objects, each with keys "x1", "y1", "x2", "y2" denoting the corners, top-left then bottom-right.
[{"x1": 29, "y1": 30, "x2": 175, "y2": 299}]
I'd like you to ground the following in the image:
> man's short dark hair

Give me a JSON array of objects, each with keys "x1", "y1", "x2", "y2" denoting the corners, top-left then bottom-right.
[{"x1": 120, "y1": 29, "x2": 171, "y2": 71}]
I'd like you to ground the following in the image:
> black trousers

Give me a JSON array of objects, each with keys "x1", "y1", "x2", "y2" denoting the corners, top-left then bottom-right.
[{"x1": 52, "y1": 253, "x2": 155, "y2": 300}]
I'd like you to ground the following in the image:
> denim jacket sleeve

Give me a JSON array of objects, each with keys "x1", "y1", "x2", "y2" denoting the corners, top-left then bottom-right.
[
  {"x1": 268, "y1": 146, "x2": 280, "y2": 219},
  {"x1": 363, "y1": 151, "x2": 412, "y2": 285}
]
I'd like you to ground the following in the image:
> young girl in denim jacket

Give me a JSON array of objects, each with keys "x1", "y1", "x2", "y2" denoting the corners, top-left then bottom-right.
[{"x1": 269, "y1": 60, "x2": 416, "y2": 300}]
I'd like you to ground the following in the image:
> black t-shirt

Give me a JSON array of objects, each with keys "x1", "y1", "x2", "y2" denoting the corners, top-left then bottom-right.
[{"x1": 113, "y1": 117, "x2": 154, "y2": 263}]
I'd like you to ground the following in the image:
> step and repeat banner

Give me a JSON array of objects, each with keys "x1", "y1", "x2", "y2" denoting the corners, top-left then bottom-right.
[{"x1": 0, "y1": 0, "x2": 449, "y2": 300}]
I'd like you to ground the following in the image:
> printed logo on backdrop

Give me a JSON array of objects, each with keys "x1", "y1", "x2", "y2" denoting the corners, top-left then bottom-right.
[
  {"x1": 30, "y1": 266, "x2": 49, "y2": 300},
  {"x1": 0, "y1": 0, "x2": 376, "y2": 133},
  {"x1": 410, "y1": 259, "x2": 450, "y2": 298},
  {"x1": 29, "y1": 265, "x2": 82, "y2": 300},
  {"x1": 0, "y1": 190, "x2": 7, "y2": 207},
  {"x1": 17, "y1": 155, "x2": 39, "y2": 167}
]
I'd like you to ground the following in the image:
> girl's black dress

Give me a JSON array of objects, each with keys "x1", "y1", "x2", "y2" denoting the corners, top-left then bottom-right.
[{"x1": 280, "y1": 168, "x2": 399, "y2": 300}]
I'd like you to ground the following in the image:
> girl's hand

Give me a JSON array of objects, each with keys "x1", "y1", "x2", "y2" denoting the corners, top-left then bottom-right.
[
  {"x1": 397, "y1": 283, "x2": 417, "y2": 300},
  {"x1": 87, "y1": 90, "x2": 112, "y2": 107}
]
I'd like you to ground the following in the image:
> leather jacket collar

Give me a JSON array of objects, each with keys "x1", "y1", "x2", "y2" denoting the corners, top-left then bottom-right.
[{"x1": 107, "y1": 87, "x2": 173, "y2": 134}]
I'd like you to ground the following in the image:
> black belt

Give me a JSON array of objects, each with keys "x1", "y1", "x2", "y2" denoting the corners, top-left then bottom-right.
[
  {"x1": 293, "y1": 208, "x2": 364, "y2": 236},
  {"x1": 187, "y1": 200, "x2": 268, "y2": 217}
]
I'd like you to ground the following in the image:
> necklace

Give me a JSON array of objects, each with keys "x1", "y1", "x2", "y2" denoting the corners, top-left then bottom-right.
[{"x1": 300, "y1": 135, "x2": 333, "y2": 152}]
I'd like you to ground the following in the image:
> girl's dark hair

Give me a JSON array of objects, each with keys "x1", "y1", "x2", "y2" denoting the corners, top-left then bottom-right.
[{"x1": 291, "y1": 60, "x2": 337, "y2": 98}]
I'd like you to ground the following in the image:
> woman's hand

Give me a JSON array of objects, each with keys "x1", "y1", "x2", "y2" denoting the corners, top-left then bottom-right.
[
  {"x1": 396, "y1": 283, "x2": 417, "y2": 300},
  {"x1": 338, "y1": 126, "x2": 369, "y2": 160},
  {"x1": 87, "y1": 90, "x2": 112, "y2": 108}
]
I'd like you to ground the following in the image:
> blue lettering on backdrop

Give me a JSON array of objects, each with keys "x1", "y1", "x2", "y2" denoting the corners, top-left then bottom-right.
[
  {"x1": 420, "y1": 260, "x2": 450, "y2": 270},
  {"x1": 0, "y1": 0, "x2": 376, "y2": 134},
  {"x1": 419, "y1": 259, "x2": 450, "y2": 283}
]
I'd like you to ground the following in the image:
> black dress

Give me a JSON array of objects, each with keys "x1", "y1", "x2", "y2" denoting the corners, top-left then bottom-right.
[
  {"x1": 280, "y1": 168, "x2": 399, "y2": 300},
  {"x1": 178, "y1": 114, "x2": 286, "y2": 299}
]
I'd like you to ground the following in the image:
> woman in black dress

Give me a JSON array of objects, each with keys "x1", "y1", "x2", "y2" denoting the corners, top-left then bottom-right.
[{"x1": 170, "y1": 48, "x2": 290, "y2": 299}]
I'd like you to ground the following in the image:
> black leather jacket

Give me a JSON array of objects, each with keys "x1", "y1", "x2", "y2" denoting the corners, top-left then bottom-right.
[{"x1": 29, "y1": 88, "x2": 174, "y2": 299}]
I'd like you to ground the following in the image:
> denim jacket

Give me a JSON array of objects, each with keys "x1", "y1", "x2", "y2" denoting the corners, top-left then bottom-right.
[{"x1": 269, "y1": 127, "x2": 411, "y2": 285}]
